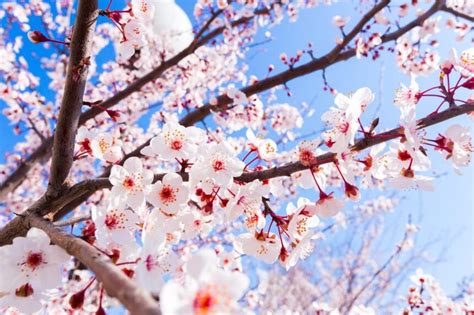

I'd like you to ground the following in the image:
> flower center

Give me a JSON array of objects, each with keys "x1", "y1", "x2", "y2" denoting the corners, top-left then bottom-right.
[
  {"x1": 299, "y1": 149, "x2": 315, "y2": 165},
  {"x1": 105, "y1": 213, "x2": 119, "y2": 229},
  {"x1": 170, "y1": 140, "x2": 183, "y2": 151},
  {"x1": 123, "y1": 176, "x2": 135, "y2": 189},
  {"x1": 397, "y1": 150, "x2": 411, "y2": 161},
  {"x1": 159, "y1": 186, "x2": 176, "y2": 204},
  {"x1": 98, "y1": 138, "x2": 110, "y2": 154},
  {"x1": 145, "y1": 255, "x2": 155, "y2": 272},
  {"x1": 212, "y1": 160, "x2": 225, "y2": 171},
  {"x1": 26, "y1": 252, "x2": 44, "y2": 270},
  {"x1": 193, "y1": 287, "x2": 217, "y2": 315},
  {"x1": 338, "y1": 122, "x2": 350, "y2": 134}
]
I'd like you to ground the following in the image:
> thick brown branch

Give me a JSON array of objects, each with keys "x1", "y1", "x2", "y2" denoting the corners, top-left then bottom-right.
[
  {"x1": 441, "y1": 4, "x2": 474, "y2": 22},
  {"x1": 27, "y1": 215, "x2": 161, "y2": 315},
  {"x1": 0, "y1": 178, "x2": 109, "y2": 246},
  {"x1": 237, "y1": 102, "x2": 474, "y2": 182},
  {"x1": 48, "y1": 0, "x2": 99, "y2": 194},
  {"x1": 54, "y1": 213, "x2": 91, "y2": 227}
]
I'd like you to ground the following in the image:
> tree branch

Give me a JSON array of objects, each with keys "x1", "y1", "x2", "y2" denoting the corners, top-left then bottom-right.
[
  {"x1": 237, "y1": 102, "x2": 474, "y2": 182},
  {"x1": 26, "y1": 215, "x2": 161, "y2": 315},
  {"x1": 0, "y1": 2, "x2": 277, "y2": 200},
  {"x1": 0, "y1": 178, "x2": 109, "y2": 246},
  {"x1": 42, "y1": 102, "x2": 474, "y2": 231},
  {"x1": 179, "y1": 0, "x2": 442, "y2": 127},
  {"x1": 47, "y1": 0, "x2": 99, "y2": 195},
  {"x1": 441, "y1": 4, "x2": 474, "y2": 22},
  {"x1": 54, "y1": 213, "x2": 91, "y2": 227}
]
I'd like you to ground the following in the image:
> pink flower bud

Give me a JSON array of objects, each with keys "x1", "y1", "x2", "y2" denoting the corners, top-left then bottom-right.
[
  {"x1": 462, "y1": 77, "x2": 474, "y2": 90},
  {"x1": 27, "y1": 31, "x2": 49, "y2": 44},
  {"x1": 440, "y1": 60, "x2": 453, "y2": 75},
  {"x1": 106, "y1": 109, "x2": 121, "y2": 122},
  {"x1": 69, "y1": 290, "x2": 86, "y2": 309}
]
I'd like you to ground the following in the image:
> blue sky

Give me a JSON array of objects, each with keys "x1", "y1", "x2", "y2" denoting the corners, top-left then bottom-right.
[{"x1": 0, "y1": 0, "x2": 472, "y2": 300}]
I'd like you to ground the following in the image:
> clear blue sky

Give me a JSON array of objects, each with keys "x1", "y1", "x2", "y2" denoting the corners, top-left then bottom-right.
[{"x1": 0, "y1": 0, "x2": 472, "y2": 298}]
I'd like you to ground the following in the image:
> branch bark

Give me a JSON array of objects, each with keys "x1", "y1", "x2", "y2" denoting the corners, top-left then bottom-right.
[
  {"x1": 441, "y1": 4, "x2": 474, "y2": 22},
  {"x1": 47, "y1": 0, "x2": 99, "y2": 195},
  {"x1": 27, "y1": 215, "x2": 161, "y2": 315},
  {"x1": 0, "y1": 178, "x2": 109, "y2": 246}
]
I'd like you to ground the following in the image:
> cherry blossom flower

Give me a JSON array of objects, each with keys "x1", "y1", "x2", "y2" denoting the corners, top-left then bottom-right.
[
  {"x1": 394, "y1": 75, "x2": 420, "y2": 120},
  {"x1": 77, "y1": 127, "x2": 123, "y2": 163},
  {"x1": 148, "y1": 173, "x2": 189, "y2": 215},
  {"x1": 141, "y1": 122, "x2": 205, "y2": 161},
  {"x1": 0, "y1": 284, "x2": 45, "y2": 314},
  {"x1": 374, "y1": 10, "x2": 389, "y2": 25},
  {"x1": 136, "y1": 246, "x2": 178, "y2": 295},
  {"x1": 234, "y1": 232, "x2": 281, "y2": 264},
  {"x1": 297, "y1": 138, "x2": 321, "y2": 166},
  {"x1": 215, "y1": 247, "x2": 242, "y2": 272},
  {"x1": 227, "y1": 180, "x2": 269, "y2": 223},
  {"x1": 246, "y1": 129, "x2": 278, "y2": 161},
  {"x1": 131, "y1": 0, "x2": 155, "y2": 20},
  {"x1": 216, "y1": 0, "x2": 229, "y2": 10},
  {"x1": 283, "y1": 230, "x2": 317, "y2": 270},
  {"x1": 190, "y1": 143, "x2": 245, "y2": 188},
  {"x1": 286, "y1": 198, "x2": 319, "y2": 242},
  {"x1": 293, "y1": 165, "x2": 328, "y2": 191},
  {"x1": 413, "y1": 16, "x2": 441, "y2": 43},
  {"x1": 322, "y1": 87, "x2": 375, "y2": 153},
  {"x1": 180, "y1": 210, "x2": 213, "y2": 240},
  {"x1": 109, "y1": 157, "x2": 154, "y2": 210},
  {"x1": 142, "y1": 208, "x2": 183, "y2": 246},
  {"x1": 267, "y1": 103, "x2": 304, "y2": 135},
  {"x1": 116, "y1": 18, "x2": 147, "y2": 60},
  {"x1": 90, "y1": 133, "x2": 123, "y2": 163},
  {"x1": 226, "y1": 86, "x2": 248, "y2": 105},
  {"x1": 0, "y1": 228, "x2": 70, "y2": 292},
  {"x1": 332, "y1": 15, "x2": 350, "y2": 28},
  {"x1": 359, "y1": 143, "x2": 388, "y2": 181},
  {"x1": 92, "y1": 204, "x2": 140, "y2": 258},
  {"x1": 306, "y1": 192, "x2": 345, "y2": 218},
  {"x1": 453, "y1": 47, "x2": 474, "y2": 77},
  {"x1": 160, "y1": 249, "x2": 249, "y2": 315},
  {"x1": 434, "y1": 124, "x2": 472, "y2": 171},
  {"x1": 0, "y1": 228, "x2": 70, "y2": 313}
]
